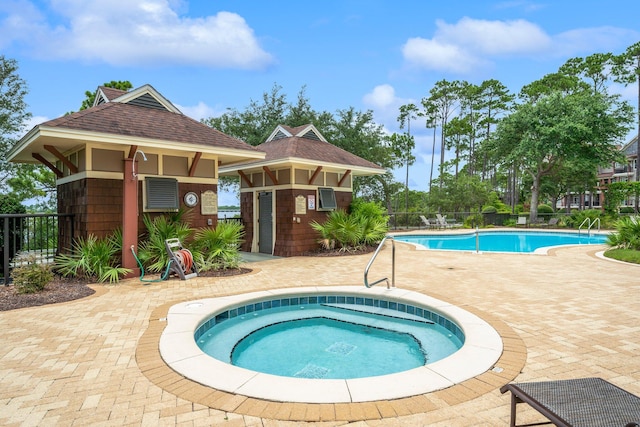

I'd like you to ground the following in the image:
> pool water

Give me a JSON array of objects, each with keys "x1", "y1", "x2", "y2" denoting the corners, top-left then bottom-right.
[
  {"x1": 197, "y1": 303, "x2": 462, "y2": 379},
  {"x1": 395, "y1": 231, "x2": 607, "y2": 253}
]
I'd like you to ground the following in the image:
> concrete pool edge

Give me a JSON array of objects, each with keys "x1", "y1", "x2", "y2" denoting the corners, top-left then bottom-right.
[{"x1": 136, "y1": 287, "x2": 527, "y2": 422}]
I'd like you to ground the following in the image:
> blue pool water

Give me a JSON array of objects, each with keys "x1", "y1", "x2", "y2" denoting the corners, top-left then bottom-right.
[
  {"x1": 394, "y1": 230, "x2": 607, "y2": 253},
  {"x1": 197, "y1": 303, "x2": 463, "y2": 379}
]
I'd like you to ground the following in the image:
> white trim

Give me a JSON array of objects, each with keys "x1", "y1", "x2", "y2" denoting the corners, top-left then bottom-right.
[{"x1": 111, "y1": 84, "x2": 183, "y2": 114}]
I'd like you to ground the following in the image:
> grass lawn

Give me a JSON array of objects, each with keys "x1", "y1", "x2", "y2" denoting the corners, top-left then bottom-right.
[{"x1": 603, "y1": 248, "x2": 640, "y2": 264}]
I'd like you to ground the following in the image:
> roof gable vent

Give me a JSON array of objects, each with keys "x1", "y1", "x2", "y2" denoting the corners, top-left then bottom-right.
[{"x1": 301, "y1": 129, "x2": 321, "y2": 141}]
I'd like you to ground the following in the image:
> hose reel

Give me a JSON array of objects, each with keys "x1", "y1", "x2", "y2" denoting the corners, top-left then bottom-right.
[{"x1": 165, "y1": 238, "x2": 198, "y2": 280}]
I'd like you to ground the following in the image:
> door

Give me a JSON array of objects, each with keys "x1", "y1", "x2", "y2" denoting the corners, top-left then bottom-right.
[{"x1": 258, "y1": 191, "x2": 273, "y2": 254}]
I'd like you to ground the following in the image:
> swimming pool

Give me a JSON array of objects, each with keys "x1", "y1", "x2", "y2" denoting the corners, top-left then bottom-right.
[
  {"x1": 394, "y1": 230, "x2": 608, "y2": 253},
  {"x1": 160, "y1": 286, "x2": 502, "y2": 403},
  {"x1": 196, "y1": 299, "x2": 462, "y2": 379}
]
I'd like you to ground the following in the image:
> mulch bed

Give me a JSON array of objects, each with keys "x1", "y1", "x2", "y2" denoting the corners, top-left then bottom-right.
[
  {"x1": 0, "y1": 276, "x2": 95, "y2": 312},
  {"x1": 0, "y1": 247, "x2": 376, "y2": 312}
]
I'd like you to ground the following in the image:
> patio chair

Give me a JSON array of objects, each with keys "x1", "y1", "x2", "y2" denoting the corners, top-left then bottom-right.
[
  {"x1": 515, "y1": 216, "x2": 527, "y2": 227},
  {"x1": 419, "y1": 215, "x2": 438, "y2": 229},
  {"x1": 501, "y1": 377, "x2": 640, "y2": 427},
  {"x1": 547, "y1": 217, "x2": 559, "y2": 228},
  {"x1": 436, "y1": 213, "x2": 453, "y2": 229}
]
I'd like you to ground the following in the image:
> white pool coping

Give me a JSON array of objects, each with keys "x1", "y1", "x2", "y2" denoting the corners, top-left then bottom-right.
[{"x1": 159, "y1": 286, "x2": 503, "y2": 403}]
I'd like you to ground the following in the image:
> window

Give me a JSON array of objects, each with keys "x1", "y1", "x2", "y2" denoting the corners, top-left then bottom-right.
[
  {"x1": 145, "y1": 177, "x2": 179, "y2": 211},
  {"x1": 317, "y1": 187, "x2": 337, "y2": 211}
]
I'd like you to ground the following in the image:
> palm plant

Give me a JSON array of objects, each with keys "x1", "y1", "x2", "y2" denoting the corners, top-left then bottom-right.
[
  {"x1": 191, "y1": 221, "x2": 244, "y2": 271},
  {"x1": 310, "y1": 203, "x2": 388, "y2": 252},
  {"x1": 137, "y1": 213, "x2": 193, "y2": 272},
  {"x1": 607, "y1": 216, "x2": 640, "y2": 250},
  {"x1": 54, "y1": 233, "x2": 131, "y2": 283}
]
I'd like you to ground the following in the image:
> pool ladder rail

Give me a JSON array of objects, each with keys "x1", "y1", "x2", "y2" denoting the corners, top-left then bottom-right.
[
  {"x1": 578, "y1": 217, "x2": 600, "y2": 236},
  {"x1": 364, "y1": 235, "x2": 395, "y2": 289}
]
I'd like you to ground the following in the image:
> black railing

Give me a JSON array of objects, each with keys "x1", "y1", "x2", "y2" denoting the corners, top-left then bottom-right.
[{"x1": 1, "y1": 213, "x2": 74, "y2": 285}]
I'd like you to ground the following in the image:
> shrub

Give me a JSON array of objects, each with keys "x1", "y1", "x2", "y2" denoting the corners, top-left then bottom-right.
[
  {"x1": 137, "y1": 212, "x2": 193, "y2": 272},
  {"x1": 566, "y1": 209, "x2": 602, "y2": 228},
  {"x1": 481, "y1": 206, "x2": 497, "y2": 214},
  {"x1": 619, "y1": 207, "x2": 635, "y2": 214},
  {"x1": 191, "y1": 222, "x2": 244, "y2": 271},
  {"x1": 12, "y1": 253, "x2": 54, "y2": 293},
  {"x1": 537, "y1": 204, "x2": 553, "y2": 214},
  {"x1": 54, "y1": 233, "x2": 131, "y2": 283},
  {"x1": 607, "y1": 216, "x2": 640, "y2": 250},
  {"x1": 310, "y1": 205, "x2": 388, "y2": 252}
]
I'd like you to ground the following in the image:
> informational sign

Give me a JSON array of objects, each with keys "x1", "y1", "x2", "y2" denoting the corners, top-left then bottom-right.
[
  {"x1": 308, "y1": 194, "x2": 316, "y2": 210},
  {"x1": 201, "y1": 190, "x2": 218, "y2": 215},
  {"x1": 295, "y1": 195, "x2": 307, "y2": 215}
]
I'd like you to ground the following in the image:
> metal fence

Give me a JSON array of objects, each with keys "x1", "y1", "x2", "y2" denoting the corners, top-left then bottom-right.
[{"x1": 1, "y1": 213, "x2": 74, "y2": 285}]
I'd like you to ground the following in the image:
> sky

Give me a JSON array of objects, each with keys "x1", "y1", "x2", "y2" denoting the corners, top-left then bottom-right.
[{"x1": 2, "y1": 0, "x2": 639, "y2": 206}]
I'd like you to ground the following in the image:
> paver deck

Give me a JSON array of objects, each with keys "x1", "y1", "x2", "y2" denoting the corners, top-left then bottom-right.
[{"x1": 1, "y1": 234, "x2": 639, "y2": 426}]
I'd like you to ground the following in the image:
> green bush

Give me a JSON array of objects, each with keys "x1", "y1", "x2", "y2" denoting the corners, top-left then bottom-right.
[
  {"x1": 55, "y1": 233, "x2": 131, "y2": 283},
  {"x1": 464, "y1": 213, "x2": 484, "y2": 227},
  {"x1": 607, "y1": 216, "x2": 640, "y2": 250},
  {"x1": 137, "y1": 212, "x2": 193, "y2": 272},
  {"x1": 619, "y1": 207, "x2": 635, "y2": 214},
  {"x1": 481, "y1": 206, "x2": 497, "y2": 214},
  {"x1": 537, "y1": 204, "x2": 553, "y2": 214},
  {"x1": 310, "y1": 205, "x2": 388, "y2": 252},
  {"x1": 191, "y1": 222, "x2": 244, "y2": 271},
  {"x1": 12, "y1": 253, "x2": 53, "y2": 294},
  {"x1": 565, "y1": 209, "x2": 602, "y2": 228}
]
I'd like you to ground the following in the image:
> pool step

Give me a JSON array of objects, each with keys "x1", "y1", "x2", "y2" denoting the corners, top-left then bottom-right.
[{"x1": 321, "y1": 303, "x2": 435, "y2": 324}]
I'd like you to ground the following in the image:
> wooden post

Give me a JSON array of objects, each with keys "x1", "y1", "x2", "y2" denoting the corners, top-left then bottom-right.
[{"x1": 122, "y1": 158, "x2": 140, "y2": 278}]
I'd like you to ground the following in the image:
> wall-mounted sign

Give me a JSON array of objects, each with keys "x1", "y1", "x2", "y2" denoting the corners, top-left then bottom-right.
[
  {"x1": 201, "y1": 190, "x2": 218, "y2": 215},
  {"x1": 308, "y1": 194, "x2": 316, "y2": 210},
  {"x1": 295, "y1": 195, "x2": 307, "y2": 215}
]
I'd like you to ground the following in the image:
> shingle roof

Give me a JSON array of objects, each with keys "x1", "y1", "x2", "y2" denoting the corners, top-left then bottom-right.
[
  {"x1": 98, "y1": 86, "x2": 129, "y2": 102},
  {"x1": 41, "y1": 102, "x2": 260, "y2": 152},
  {"x1": 256, "y1": 136, "x2": 383, "y2": 170}
]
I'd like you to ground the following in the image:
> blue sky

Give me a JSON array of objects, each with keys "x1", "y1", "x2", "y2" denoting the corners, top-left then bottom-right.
[{"x1": 2, "y1": 0, "x2": 639, "y2": 205}]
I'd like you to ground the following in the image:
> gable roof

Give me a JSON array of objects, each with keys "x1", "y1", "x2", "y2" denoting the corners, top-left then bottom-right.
[
  {"x1": 220, "y1": 124, "x2": 384, "y2": 176},
  {"x1": 8, "y1": 84, "x2": 264, "y2": 165}
]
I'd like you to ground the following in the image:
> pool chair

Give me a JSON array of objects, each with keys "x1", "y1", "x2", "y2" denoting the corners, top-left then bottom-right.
[
  {"x1": 419, "y1": 215, "x2": 438, "y2": 229},
  {"x1": 515, "y1": 216, "x2": 527, "y2": 227},
  {"x1": 501, "y1": 377, "x2": 640, "y2": 427},
  {"x1": 436, "y1": 213, "x2": 459, "y2": 229},
  {"x1": 546, "y1": 217, "x2": 559, "y2": 228}
]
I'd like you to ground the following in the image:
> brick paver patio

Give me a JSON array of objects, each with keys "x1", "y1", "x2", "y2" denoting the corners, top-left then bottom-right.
[{"x1": 1, "y1": 237, "x2": 639, "y2": 426}]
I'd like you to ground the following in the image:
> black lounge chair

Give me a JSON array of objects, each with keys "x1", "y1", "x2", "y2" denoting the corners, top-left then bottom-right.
[{"x1": 501, "y1": 377, "x2": 640, "y2": 427}]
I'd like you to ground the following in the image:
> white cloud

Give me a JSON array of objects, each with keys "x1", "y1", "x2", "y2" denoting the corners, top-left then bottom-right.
[
  {"x1": 175, "y1": 101, "x2": 223, "y2": 121},
  {"x1": 401, "y1": 16, "x2": 637, "y2": 75},
  {"x1": 402, "y1": 37, "x2": 483, "y2": 74},
  {"x1": 434, "y1": 17, "x2": 551, "y2": 55},
  {"x1": 362, "y1": 84, "x2": 396, "y2": 109},
  {"x1": 1, "y1": 0, "x2": 274, "y2": 69},
  {"x1": 363, "y1": 84, "x2": 417, "y2": 131}
]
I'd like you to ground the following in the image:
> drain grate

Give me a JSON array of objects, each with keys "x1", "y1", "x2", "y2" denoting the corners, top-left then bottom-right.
[
  {"x1": 294, "y1": 364, "x2": 330, "y2": 379},
  {"x1": 326, "y1": 341, "x2": 356, "y2": 356}
]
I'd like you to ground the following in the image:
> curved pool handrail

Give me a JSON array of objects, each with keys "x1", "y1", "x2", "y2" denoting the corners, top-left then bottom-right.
[
  {"x1": 364, "y1": 235, "x2": 395, "y2": 289},
  {"x1": 578, "y1": 217, "x2": 600, "y2": 236}
]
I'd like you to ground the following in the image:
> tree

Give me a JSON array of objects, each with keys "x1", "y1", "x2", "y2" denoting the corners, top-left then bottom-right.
[
  {"x1": 0, "y1": 55, "x2": 31, "y2": 191},
  {"x1": 397, "y1": 103, "x2": 419, "y2": 213},
  {"x1": 613, "y1": 42, "x2": 640, "y2": 186},
  {"x1": 80, "y1": 80, "x2": 133, "y2": 110},
  {"x1": 489, "y1": 90, "x2": 633, "y2": 222}
]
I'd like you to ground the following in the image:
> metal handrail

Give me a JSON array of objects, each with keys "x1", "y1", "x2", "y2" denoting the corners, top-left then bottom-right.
[
  {"x1": 578, "y1": 217, "x2": 600, "y2": 236},
  {"x1": 364, "y1": 236, "x2": 395, "y2": 289}
]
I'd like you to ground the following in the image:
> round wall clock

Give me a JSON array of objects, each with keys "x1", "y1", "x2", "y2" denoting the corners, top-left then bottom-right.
[{"x1": 184, "y1": 191, "x2": 199, "y2": 207}]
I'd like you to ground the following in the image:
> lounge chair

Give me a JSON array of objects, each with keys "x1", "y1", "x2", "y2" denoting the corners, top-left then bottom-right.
[
  {"x1": 547, "y1": 217, "x2": 559, "y2": 228},
  {"x1": 419, "y1": 215, "x2": 438, "y2": 229},
  {"x1": 515, "y1": 216, "x2": 527, "y2": 227},
  {"x1": 501, "y1": 377, "x2": 640, "y2": 427},
  {"x1": 435, "y1": 213, "x2": 453, "y2": 229}
]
